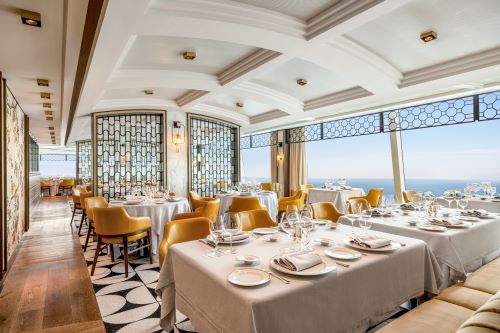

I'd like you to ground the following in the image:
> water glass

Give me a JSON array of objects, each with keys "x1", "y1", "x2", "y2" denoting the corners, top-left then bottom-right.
[
  {"x1": 457, "y1": 198, "x2": 468, "y2": 211},
  {"x1": 207, "y1": 216, "x2": 224, "y2": 257},
  {"x1": 223, "y1": 213, "x2": 241, "y2": 254}
]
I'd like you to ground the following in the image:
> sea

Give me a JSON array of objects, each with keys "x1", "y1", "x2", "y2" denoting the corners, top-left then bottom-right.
[{"x1": 245, "y1": 178, "x2": 500, "y2": 197}]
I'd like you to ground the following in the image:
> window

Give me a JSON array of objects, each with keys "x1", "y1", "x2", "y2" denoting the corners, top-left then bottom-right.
[
  {"x1": 240, "y1": 146, "x2": 271, "y2": 182},
  {"x1": 39, "y1": 154, "x2": 76, "y2": 177},
  {"x1": 307, "y1": 133, "x2": 394, "y2": 195},
  {"x1": 401, "y1": 121, "x2": 500, "y2": 195}
]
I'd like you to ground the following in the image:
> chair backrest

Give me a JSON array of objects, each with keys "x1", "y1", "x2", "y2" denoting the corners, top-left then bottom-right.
[
  {"x1": 80, "y1": 192, "x2": 92, "y2": 210},
  {"x1": 311, "y1": 202, "x2": 343, "y2": 222},
  {"x1": 198, "y1": 199, "x2": 220, "y2": 222},
  {"x1": 159, "y1": 217, "x2": 210, "y2": 268},
  {"x1": 260, "y1": 182, "x2": 272, "y2": 191},
  {"x1": 188, "y1": 190, "x2": 200, "y2": 202},
  {"x1": 236, "y1": 209, "x2": 277, "y2": 231},
  {"x1": 228, "y1": 197, "x2": 263, "y2": 213},
  {"x1": 365, "y1": 188, "x2": 384, "y2": 207},
  {"x1": 40, "y1": 179, "x2": 50, "y2": 187},
  {"x1": 346, "y1": 198, "x2": 370, "y2": 214},
  {"x1": 72, "y1": 187, "x2": 87, "y2": 204},
  {"x1": 61, "y1": 178, "x2": 75, "y2": 187},
  {"x1": 403, "y1": 190, "x2": 417, "y2": 203},
  {"x1": 84, "y1": 196, "x2": 108, "y2": 222},
  {"x1": 93, "y1": 207, "x2": 136, "y2": 236}
]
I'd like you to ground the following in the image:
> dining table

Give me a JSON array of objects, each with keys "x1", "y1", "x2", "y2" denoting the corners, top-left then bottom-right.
[
  {"x1": 436, "y1": 196, "x2": 500, "y2": 213},
  {"x1": 216, "y1": 191, "x2": 278, "y2": 218},
  {"x1": 109, "y1": 198, "x2": 191, "y2": 259},
  {"x1": 338, "y1": 209, "x2": 500, "y2": 292},
  {"x1": 307, "y1": 187, "x2": 365, "y2": 212},
  {"x1": 156, "y1": 224, "x2": 441, "y2": 333}
]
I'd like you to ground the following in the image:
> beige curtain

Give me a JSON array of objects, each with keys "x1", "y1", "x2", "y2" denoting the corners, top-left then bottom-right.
[
  {"x1": 270, "y1": 145, "x2": 278, "y2": 183},
  {"x1": 289, "y1": 142, "x2": 307, "y2": 193}
]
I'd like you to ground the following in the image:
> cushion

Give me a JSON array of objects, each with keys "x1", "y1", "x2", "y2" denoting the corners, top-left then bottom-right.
[
  {"x1": 376, "y1": 299, "x2": 473, "y2": 333},
  {"x1": 459, "y1": 312, "x2": 500, "y2": 332},
  {"x1": 457, "y1": 327, "x2": 499, "y2": 333},
  {"x1": 464, "y1": 257, "x2": 500, "y2": 294},
  {"x1": 436, "y1": 285, "x2": 493, "y2": 311}
]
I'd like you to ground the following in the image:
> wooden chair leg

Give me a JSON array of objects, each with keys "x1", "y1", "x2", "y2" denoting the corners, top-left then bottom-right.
[
  {"x1": 78, "y1": 211, "x2": 86, "y2": 236},
  {"x1": 123, "y1": 236, "x2": 129, "y2": 277},
  {"x1": 110, "y1": 244, "x2": 115, "y2": 262},
  {"x1": 91, "y1": 237, "x2": 102, "y2": 276},
  {"x1": 84, "y1": 224, "x2": 92, "y2": 251},
  {"x1": 147, "y1": 230, "x2": 153, "y2": 264},
  {"x1": 70, "y1": 206, "x2": 77, "y2": 225}
]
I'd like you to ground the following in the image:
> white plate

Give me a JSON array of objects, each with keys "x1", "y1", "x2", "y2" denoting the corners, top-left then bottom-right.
[
  {"x1": 343, "y1": 238, "x2": 401, "y2": 252},
  {"x1": 445, "y1": 222, "x2": 471, "y2": 229},
  {"x1": 312, "y1": 219, "x2": 330, "y2": 225},
  {"x1": 417, "y1": 224, "x2": 447, "y2": 232},
  {"x1": 167, "y1": 197, "x2": 182, "y2": 202},
  {"x1": 227, "y1": 268, "x2": 270, "y2": 287},
  {"x1": 236, "y1": 255, "x2": 260, "y2": 265},
  {"x1": 325, "y1": 247, "x2": 362, "y2": 260},
  {"x1": 253, "y1": 228, "x2": 278, "y2": 235},
  {"x1": 269, "y1": 255, "x2": 336, "y2": 276},
  {"x1": 459, "y1": 216, "x2": 481, "y2": 222},
  {"x1": 153, "y1": 199, "x2": 166, "y2": 204},
  {"x1": 206, "y1": 235, "x2": 250, "y2": 245}
]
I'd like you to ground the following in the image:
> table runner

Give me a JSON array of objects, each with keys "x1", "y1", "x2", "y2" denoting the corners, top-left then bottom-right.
[
  {"x1": 156, "y1": 224, "x2": 441, "y2": 333},
  {"x1": 308, "y1": 188, "x2": 365, "y2": 212}
]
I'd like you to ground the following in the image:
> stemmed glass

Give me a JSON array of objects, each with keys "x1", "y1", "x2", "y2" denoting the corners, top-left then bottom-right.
[
  {"x1": 359, "y1": 207, "x2": 373, "y2": 234},
  {"x1": 222, "y1": 213, "x2": 241, "y2": 254},
  {"x1": 347, "y1": 201, "x2": 359, "y2": 236},
  {"x1": 207, "y1": 216, "x2": 224, "y2": 257},
  {"x1": 457, "y1": 198, "x2": 468, "y2": 211},
  {"x1": 443, "y1": 190, "x2": 454, "y2": 208}
]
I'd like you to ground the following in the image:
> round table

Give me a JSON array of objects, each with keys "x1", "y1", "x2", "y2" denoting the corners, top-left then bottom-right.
[
  {"x1": 307, "y1": 187, "x2": 365, "y2": 213},
  {"x1": 109, "y1": 198, "x2": 191, "y2": 259},
  {"x1": 216, "y1": 192, "x2": 278, "y2": 219}
]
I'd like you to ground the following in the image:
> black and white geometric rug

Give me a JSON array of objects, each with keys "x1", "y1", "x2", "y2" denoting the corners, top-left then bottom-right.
[{"x1": 73, "y1": 208, "x2": 196, "y2": 333}]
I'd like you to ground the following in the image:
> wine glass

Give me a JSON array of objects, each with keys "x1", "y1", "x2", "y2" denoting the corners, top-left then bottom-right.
[
  {"x1": 457, "y1": 198, "x2": 468, "y2": 211},
  {"x1": 300, "y1": 219, "x2": 314, "y2": 251},
  {"x1": 443, "y1": 190, "x2": 453, "y2": 208},
  {"x1": 207, "y1": 216, "x2": 224, "y2": 257},
  {"x1": 347, "y1": 201, "x2": 359, "y2": 236},
  {"x1": 223, "y1": 212, "x2": 242, "y2": 254},
  {"x1": 359, "y1": 207, "x2": 372, "y2": 234}
]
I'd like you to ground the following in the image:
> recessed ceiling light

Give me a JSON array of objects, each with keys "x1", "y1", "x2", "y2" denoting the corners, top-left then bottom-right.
[
  {"x1": 235, "y1": 102, "x2": 244, "y2": 108},
  {"x1": 40, "y1": 92, "x2": 50, "y2": 99},
  {"x1": 420, "y1": 30, "x2": 437, "y2": 43},
  {"x1": 20, "y1": 9, "x2": 41, "y2": 27},
  {"x1": 46, "y1": 116, "x2": 53, "y2": 121},
  {"x1": 182, "y1": 51, "x2": 196, "y2": 60},
  {"x1": 43, "y1": 102, "x2": 51, "y2": 108},
  {"x1": 297, "y1": 78, "x2": 308, "y2": 86},
  {"x1": 48, "y1": 126, "x2": 54, "y2": 130},
  {"x1": 144, "y1": 89, "x2": 154, "y2": 95},
  {"x1": 44, "y1": 110, "x2": 53, "y2": 116},
  {"x1": 37, "y1": 79, "x2": 49, "y2": 87}
]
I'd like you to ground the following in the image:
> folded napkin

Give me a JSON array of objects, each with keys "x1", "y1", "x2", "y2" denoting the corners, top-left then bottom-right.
[
  {"x1": 428, "y1": 218, "x2": 462, "y2": 227},
  {"x1": 371, "y1": 208, "x2": 383, "y2": 217},
  {"x1": 273, "y1": 252, "x2": 322, "y2": 272},
  {"x1": 351, "y1": 235, "x2": 391, "y2": 249},
  {"x1": 461, "y1": 209, "x2": 489, "y2": 217},
  {"x1": 221, "y1": 231, "x2": 249, "y2": 242},
  {"x1": 400, "y1": 203, "x2": 416, "y2": 210}
]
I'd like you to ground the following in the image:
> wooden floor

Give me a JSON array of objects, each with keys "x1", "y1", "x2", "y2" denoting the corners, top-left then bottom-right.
[{"x1": 0, "y1": 196, "x2": 105, "y2": 333}]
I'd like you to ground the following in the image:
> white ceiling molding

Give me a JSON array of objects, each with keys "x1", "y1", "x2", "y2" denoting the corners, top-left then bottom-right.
[
  {"x1": 94, "y1": 98, "x2": 177, "y2": 111},
  {"x1": 191, "y1": 103, "x2": 249, "y2": 125},
  {"x1": 250, "y1": 109, "x2": 289, "y2": 124},
  {"x1": 400, "y1": 46, "x2": 500, "y2": 88},
  {"x1": 304, "y1": 86, "x2": 373, "y2": 111},
  {"x1": 176, "y1": 90, "x2": 209, "y2": 107}
]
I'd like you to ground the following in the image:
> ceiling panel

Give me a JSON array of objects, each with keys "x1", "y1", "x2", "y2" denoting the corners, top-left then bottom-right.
[
  {"x1": 101, "y1": 87, "x2": 188, "y2": 101},
  {"x1": 207, "y1": 93, "x2": 273, "y2": 116},
  {"x1": 346, "y1": 0, "x2": 500, "y2": 73},
  {"x1": 229, "y1": 0, "x2": 336, "y2": 20}
]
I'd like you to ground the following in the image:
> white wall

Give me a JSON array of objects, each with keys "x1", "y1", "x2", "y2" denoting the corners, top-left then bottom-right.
[{"x1": 166, "y1": 110, "x2": 189, "y2": 197}]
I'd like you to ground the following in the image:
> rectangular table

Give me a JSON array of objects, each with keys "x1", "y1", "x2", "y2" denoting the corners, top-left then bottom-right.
[
  {"x1": 436, "y1": 197, "x2": 500, "y2": 213},
  {"x1": 339, "y1": 211, "x2": 500, "y2": 291},
  {"x1": 308, "y1": 188, "x2": 365, "y2": 212},
  {"x1": 156, "y1": 224, "x2": 441, "y2": 333}
]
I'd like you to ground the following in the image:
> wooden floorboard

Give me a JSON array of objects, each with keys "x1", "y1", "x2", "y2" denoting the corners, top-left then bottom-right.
[{"x1": 0, "y1": 196, "x2": 105, "y2": 333}]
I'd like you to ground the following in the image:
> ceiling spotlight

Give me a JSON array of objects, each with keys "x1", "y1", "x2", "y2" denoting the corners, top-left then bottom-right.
[
  {"x1": 420, "y1": 30, "x2": 437, "y2": 43},
  {"x1": 144, "y1": 89, "x2": 154, "y2": 95},
  {"x1": 20, "y1": 9, "x2": 41, "y2": 27},
  {"x1": 40, "y1": 92, "x2": 50, "y2": 99},
  {"x1": 297, "y1": 78, "x2": 308, "y2": 86},
  {"x1": 46, "y1": 116, "x2": 53, "y2": 121},
  {"x1": 37, "y1": 78, "x2": 49, "y2": 87},
  {"x1": 44, "y1": 110, "x2": 53, "y2": 116},
  {"x1": 182, "y1": 51, "x2": 196, "y2": 60},
  {"x1": 235, "y1": 102, "x2": 244, "y2": 108},
  {"x1": 48, "y1": 126, "x2": 54, "y2": 131},
  {"x1": 43, "y1": 102, "x2": 51, "y2": 108}
]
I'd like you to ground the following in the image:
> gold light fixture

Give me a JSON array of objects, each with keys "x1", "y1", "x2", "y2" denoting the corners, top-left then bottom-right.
[
  {"x1": 43, "y1": 102, "x2": 51, "y2": 108},
  {"x1": 37, "y1": 79, "x2": 49, "y2": 87},
  {"x1": 172, "y1": 121, "x2": 185, "y2": 153},
  {"x1": 420, "y1": 30, "x2": 437, "y2": 43},
  {"x1": 235, "y1": 102, "x2": 244, "y2": 108},
  {"x1": 48, "y1": 126, "x2": 55, "y2": 131},
  {"x1": 44, "y1": 110, "x2": 52, "y2": 116},
  {"x1": 182, "y1": 51, "x2": 196, "y2": 60},
  {"x1": 144, "y1": 89, "x2": 154, "y2": 95},
  {"x1": 40, "y1": 92, "x2": 50, "y2": 99},
  {"x1": 46, "y1": 116, "x2": 53, "y2": 121},
  {"x1": 20, "y1": 9, "x2": 41, "y2": 27},
  {"x1": 296, "y1": 78, "x2": 307, "y2": 86}
]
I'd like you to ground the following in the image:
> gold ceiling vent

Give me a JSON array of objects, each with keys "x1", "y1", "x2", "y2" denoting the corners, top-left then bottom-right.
[
  {"x1": 144, "y1": 89, "x2": 154, "y2": 95},
  {"x1": 20, "y1": 9, "x2": 41, "y2": 27},
  {"x1": 43, "y1": 102, "x2": 51, "y2": 108},
  {"x1": 420, "y1": 30, "x2": 437, "y2": 43},
  {"x1": 182, "y1": 51, "x2": 196, "y2": 60},
  {"x1": 37, "y1": 79, "x2": 49, "y2": 87},
  {"x1": 40, "y1": 92, "x2": 50, "y2": 99},
  {"x1": 296, "y1": 78, "x2": 308, "y2": 86}
]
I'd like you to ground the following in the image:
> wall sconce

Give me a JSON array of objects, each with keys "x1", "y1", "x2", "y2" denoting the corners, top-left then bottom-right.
[
  {"x1": 277, "y1": 154, "x2": 284, "y2": 162},
  {"x1": 172, "y1": 121, "x2": 185, "y2": 153}
]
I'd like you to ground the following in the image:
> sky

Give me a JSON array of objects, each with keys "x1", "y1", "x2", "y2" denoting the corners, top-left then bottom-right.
[{"x1": 241, "y1": 119, "x2": 500, "y2": 181}]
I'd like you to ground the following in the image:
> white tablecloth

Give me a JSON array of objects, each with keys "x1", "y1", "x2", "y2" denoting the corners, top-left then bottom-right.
[
  {"x1": 109, "y1": 199, "x2": 191, "y2": 258},
  {"x1": 156, "y1": 224, "x2": 441, "y2": 333},
  {"x1": 49, "y1": 180, "x2": 62, "y2": 196},
  {"x1": 436, "y1": 197, "x2": 500, "y2": 213},
  {"x1": 339, "y1": 211, "x2": 500, "y2": 291},
  {"x1": 308, "y1": 188, "x2": 365, "y2": 212},
  {"x1": 216, "y1": 192, "x2": 278, "y2": 219}
]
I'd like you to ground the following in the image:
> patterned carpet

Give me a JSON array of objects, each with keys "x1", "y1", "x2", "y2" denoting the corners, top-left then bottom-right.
[{"x1": 72, "y1": 206, "x2": 196, "y2": 333}]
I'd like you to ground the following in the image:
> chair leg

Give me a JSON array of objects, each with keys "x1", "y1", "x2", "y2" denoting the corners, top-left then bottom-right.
[
  {"x1": 123, "y1": 236, "x2": 129, "y2": 277},
  {"x1": 84, "y1": 224, "x2": 92, "y2": 251},
  {"x1": 147, "y1": 230, "x2": 153, "y2": 264},
  {"x1": 91, "y1": 237, "x2": 102, "y2": 276},
  {"x1": 110, "y1": 244, "x2": 115, "y2": 262},
  {"x1": 70, "y1": 206, "x2": 77, "y2": 225},
  {"x1": 78, "y1": 211, "x2": 86, "y2": 236}
]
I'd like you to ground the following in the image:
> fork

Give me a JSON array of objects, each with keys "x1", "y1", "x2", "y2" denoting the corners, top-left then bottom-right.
[{"x1": 267, "y1": 271, "x2": 290, "y2": 284}]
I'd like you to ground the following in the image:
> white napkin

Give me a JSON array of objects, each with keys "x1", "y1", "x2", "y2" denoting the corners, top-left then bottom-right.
[
  {"x1": 351, "y1": 235, "x2": 391, "y2": 249},
  {"x1": 461, "y1": 209, "x2": 489, "y2": 217},
  {"x1": 274, "y1": 252, "x2": 322, "y2": 271},
  {"x1": 429, "y1": 218, "x2": 462, "y2": 226},
  {"x1": 221, "y1": 231, "x2": 249, "y2": 242}
]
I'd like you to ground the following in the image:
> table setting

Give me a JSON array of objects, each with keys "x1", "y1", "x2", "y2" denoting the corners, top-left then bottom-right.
[
  {"x1": 215, "y1": 190, "x2": 278, "y2": 217},
  {"x1": 307, "y1": 179, "x2": 365, "y2": 212}
]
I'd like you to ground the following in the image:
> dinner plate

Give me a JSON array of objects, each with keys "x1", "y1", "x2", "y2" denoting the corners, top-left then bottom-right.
[
  {"x1": 343, "y1": 238, "x2": 401, "y2": 252},
  {"x1": 167, "y1": 197, "x2": 182, "y2": 202},
  {"x1": 324, "y1": 247, "x2": 362, "y2": 260},
  {"x1": 206, "y1": 235, "x2": 250, "y2": 245},
  {"x1": 227, "y1": 268, "x2": 270, "y2": 287},
  {"x1": 312, "y1": 219, "x2": 330, "y2": 225},
  {"x1": 269, "y1": 255, "x2": 336, "y2": 276},
  {"x1": 253, "y1": 227, "x2": 278, "y2": 235},
  {"x1": 153, "y1": 199, "x2": 166, "y2": 204},
  {"x1": 417, "y1": 224, "x2": 447, "y2": 232},
  {"x1": 459, "y1": 216, "x2": 481, "y2": 222}
]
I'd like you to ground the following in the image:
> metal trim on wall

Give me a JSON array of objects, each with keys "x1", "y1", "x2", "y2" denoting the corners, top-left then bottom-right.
[{"x1": 76, "y1": 140, "x2": 92, "y2": 184}]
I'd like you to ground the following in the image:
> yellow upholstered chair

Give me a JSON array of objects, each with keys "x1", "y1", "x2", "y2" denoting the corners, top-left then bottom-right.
[
  {"x1": 346, "y1": 198, "x2": 371, "y2": 214},
  {"x1": 311, "y1": 202, "x2": 343, "y2": 223},
  {"x1": 300, "y1": 184, "x2": 314, "y2": 192},
  {"x1": 83, "y1": 196, "x2": 108, "y2": 251},
  {"x1": 159, "y1": 217, "x2": 210, "y2": 269},
  {"x1": 349, "y1": 188, "x2": 384, "y2": 208},
  {"x1": 228, "y1": 197, "x2": 265, "y2": 213},
  {"x1": 77, "y1": 191, "x2": 93, "y2": 236},
  {"x1": 70, "y1": 188, "x2": 88, "y2": 225},
  {"x1": 278, "y1": 190, "x2": 306, "y2": 213},
  {"x1": 91, "y1": 207, "x2": 152, "y2": 277},
  {"x1": 188, "y1": 191, "x2": 216, "y2": 211},
  {"x1": 236, "y1": 209, "x2": 278, "y2": 231},
  {"x1": 403, "y1": 190, "x2": 418, "y2": 203},
  {"x1": 60, "y1": 178, "x2": 75, "y2": 195},
  {"x1": 174, "y1": 199, "x2": 220, "y2": 222},
  {"x1": 260, "y1": 182, "x2": 272, "y2": 191}
]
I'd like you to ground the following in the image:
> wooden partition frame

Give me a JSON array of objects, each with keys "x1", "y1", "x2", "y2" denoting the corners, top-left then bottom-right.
[{"x1": 0, "y1": 73, "x2": 5, "y2": 279}]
